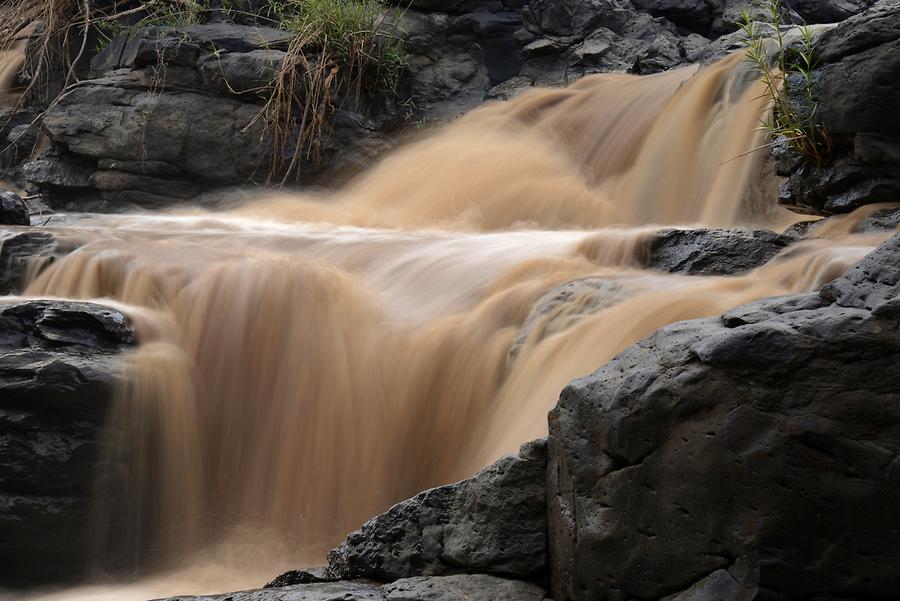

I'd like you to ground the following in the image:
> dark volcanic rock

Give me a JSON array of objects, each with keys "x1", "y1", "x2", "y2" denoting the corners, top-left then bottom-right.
[
  {"x1": 90, "y1": 23, "x2": 294, "y2": 75},
  {"x1": 381, "y1": 574, "x2": 547, "y2": 600},
  {"x1": 0, "y1": 230, "x2": 59, "y2": 295},
  {"x1": 0, "y1": 191, "x2": 29, "y2": 226},
  {"x1": 777, "y1": 1, "x2": 900, "y2": 215},
  {"x1": 160, "y1": 581, "x2": 385, "y2": 601},
  {"x1": 328, "y1": 439, "x2": 547, "y2": 581},
  {"x1": 518, "y1": 0, "x2": 707, "y2": 83},
  {"x1": 508, "y1": 278, "x2": 629, "y2": 363},
  {"x1": 159, "y1": 573, "x2": 548, "y2": 601},
  {"x1": 28, "y1": 22, "x2": 395, "y2": 206},
  {"x1": 0, "y1": 300, "x2": 136, "y2": 584},
  {"x1": 40, "y1": 70, "x2": 272, "y2": 184},
  {"x1": 547, "y1": 233, "x2": 900, "y2": 601},
  {"x1": 783, "y1": 205, "x2": 900, "y2": 239},
  {"x1": 787, "y1": 0, "x2": 876, "y2": 23},
  {"x1": 15, "y1": 0, "x2": 833, "y2": 203},
  {"x1": 264, "y1": 567, "x2": 336, "y2": 588},
  {"x1": 856, "y1": 206, "x2": 900, "y2": 233},
  {"x1": 645, "y1": 228, "x2": 792, "y2": 275}
]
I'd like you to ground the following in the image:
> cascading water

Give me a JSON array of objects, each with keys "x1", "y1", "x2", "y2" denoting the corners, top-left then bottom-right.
[{"x1": 4, "y1": 53, "x2": 894, "y2": 600}]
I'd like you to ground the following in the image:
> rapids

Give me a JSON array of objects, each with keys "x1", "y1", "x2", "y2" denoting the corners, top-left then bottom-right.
[{"x1": 3, "y1": 53, "x2": 894, "y2": 600}]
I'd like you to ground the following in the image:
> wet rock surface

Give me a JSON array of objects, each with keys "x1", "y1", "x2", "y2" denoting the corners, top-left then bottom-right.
[
  {"x1": 547, "y1": 233, "x2": 900, "y2": 601},
  {"x1": 645, "y1": 228, "x2": 792, "y2": 275},
  {"x1": 787, "y1": 0, "x2": 876, "y2": 23},
  {"x1": 159, "y1": 573, "x2": 548, "y2": 601},
  {"x1": 777, "y1": 1, "x2": 900, "y2": 215},
  {"x1": 783, "y1": 205, "x2": 900, "y2": 239},
  {"x1": 508, "y1": 278, "x2": 630, "y2": 362},
  {"x1": 0, "y1": 229, "x2": 61, "y2": 295},
  {"x1": 23, "y1": 23, "x2": 397, "y2": 208},
  {"x1": 327, "y1": 439, "x2": 547, "y2": 581},
  {"x1": 9, "y1": 0, "x2": 834, "y2": 206},
  {"x1": 0, "y1": 191, "x2": 28, "y2": 226},
  {"x1": 0, "y1": 300, "x2": 136, "y2": 584}
]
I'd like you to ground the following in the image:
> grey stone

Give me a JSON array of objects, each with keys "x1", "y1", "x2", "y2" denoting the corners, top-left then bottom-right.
[
  {"x1": 197, "y1": 49, "x2": 286, "y2": 96},
  {"x1": 20, "y1": 151, "x2": 93, "y2": 189},
  {"x1": 777, "y1": 1, "x2": 900, "y2": 214},
  {"x1": 158, "y1": 581, "x2": 385, "y2": 601},
  {"x1": 821, "y1": 232, "x2": 900, "y2": 311},
  {"x1": 41, "y1": 74, "x2": 272, "y2": 184},
  {"x1": 91, "y1": 24, "x2": 294, "y2": 75},
  {"x1": 856, "y1": 206, "x2": 900, "y2": 233},
  {"x1": 0, "y1": 191, "x2": 28, "y2": 226},
  {"x1": 631, "y1": 0, "x2": 712, "y2": 33},
  {"x1": 90, "y1": 170, "x2": 205, "y2": 200},
  {"x1": 645, "y1": 228, "x2": 792, "y2": 275},
  {"x1": 783, "y1": 206, "x2": 900, "y2": 239},
  {"x1": 509, "y1": 278, "x2": 628, "y2": 362},
  {"x1": 264, "y1": 567, "x2": 337, "y2": 588},
  {"x1": 383, "y1": 574, "x2": 547, "y2": 600},
  {"x1": 0, "y1": 300, "x2": 136, "y2": 584},
  {"x1": 787, "y1": 0, "x2": 876, "y2": 24},
  {"x1": 522, "y1": 38, "x2": 564, "y2": 58},
  {"x1": 0, "y1": 230, "x2": 58, "y2": 294},
  {"x1": 328, "y1": 440, "x2": 547, "y2": 581},
  {"x1": 547, "y1": 233, "x2": 900, "y2": 601},
  {"x1": 156, "y1": 574, "x2": 548, "y2": 601}
]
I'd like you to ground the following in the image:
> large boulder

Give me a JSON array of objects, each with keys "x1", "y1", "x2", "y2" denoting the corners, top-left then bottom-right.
[
  {"x1": 783, "y1": 204, "x2": 900, "y2": 239},
  {"x1": 327, "y1": 439, "x2": 547, "y2": 582},
  {"x1": 15, "y1": 0, "x2": 787, "y2": 205},
  {"x1": 777, "y1": 0, "x2": 900, "y2": 215},
  {"x1": 644, "y1": 228, "x2": 792, "y2": 275},
  {"x1": 547, "y1": 233, "x2": 900, "y2": 601},
  {"x1": 0, "y1": 229, "x2": 59, "y2": 294},
  {"x1": 160, "y1": 440, "x2": 550, "y2": 599},
  {"x1": 26, "y1": 23, "x2": 396, "y2": 207},
  {"x1": 0, "y1": 191, "x2": 29, "y2": 226},
  {"x1": 786, "y1": 0, "x2": 876, "y2": 24},
  {"x1": 0, "y1": 300, "x2": 136, "y2": 584},
  {"x1": 518, "y1": 0, "x2": 708, "y2": 84}
]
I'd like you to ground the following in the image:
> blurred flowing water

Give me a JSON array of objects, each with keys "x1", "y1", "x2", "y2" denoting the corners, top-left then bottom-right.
[{"x1": 6, "y1": 53, "x2": 892, "y2": 600}]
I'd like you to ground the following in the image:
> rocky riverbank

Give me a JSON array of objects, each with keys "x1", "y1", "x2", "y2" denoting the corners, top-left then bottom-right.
[
  {"x1": 0, "y1": 0, "x2": 894, "y2": 212},
  {"x1": 1, "y1": 1, "x2": 899, "y2": 600},
  {"x1": 137, "y1": 228, "x2": 900, "y2": 601}
]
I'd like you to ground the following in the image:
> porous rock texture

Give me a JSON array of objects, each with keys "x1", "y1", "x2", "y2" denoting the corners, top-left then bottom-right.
[
  {"x1": 0, "y1": 191, "x2": 29, "y2": 226},
  {"x1": 0, "y1": 300, "x2": 136, "y2": 584},
  {"x1": 0, "y1": 229, "x2": 60, "y2": 295},
  {"x1": 159, "y1": 573, "x2": 549, "y2": 601},
  {"x1": 12, "y1": 0, "x2": 851, "y2": 207},
  {"x1": 547, "y1": 232, "x2": 900, "y2": 601},
  {"x1": 783, "y1": 204, "x2": 900, "y2": 239},
  {"x1": 776, "y1": 0, "x2": 900, "y2": 214},
  {"x1": 644, "y1": 227, "x2": 792, "y2": 275},
  {"x1": 27, "y1": 23, "x2": 398, "y2": 208},
  {"x1": 159, "y1": 440, "x2": 551, "y2": 600},
  {"x1": 327, "y1": 438, "x2": 547, "y2": 581}
]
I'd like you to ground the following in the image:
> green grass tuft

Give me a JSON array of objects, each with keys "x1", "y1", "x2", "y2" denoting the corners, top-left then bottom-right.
[{"x1": 739, "y1": 0, "x2": 832, "y2": 168}]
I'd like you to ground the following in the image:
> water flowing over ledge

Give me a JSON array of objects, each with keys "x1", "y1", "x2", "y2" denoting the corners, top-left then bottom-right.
[{"x1": 1, "y1": 17, "x2": 898, "y2": 598}]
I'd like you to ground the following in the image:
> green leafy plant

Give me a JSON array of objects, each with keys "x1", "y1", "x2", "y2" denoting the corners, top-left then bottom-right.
[{"x1": 739, "y1": 0, "x2": 832, "y2": 167}]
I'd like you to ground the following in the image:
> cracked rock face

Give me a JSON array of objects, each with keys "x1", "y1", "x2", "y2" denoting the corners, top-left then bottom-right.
[
  {"x1": 327, "y1": 439, "x2": 547, "y2": 582},
  {"x1": 644, "y1": 228, "x2": 792, "y2": 275},
  {"x1": 0, "y1": 300, "x2": 136, "y2": 584},
  {"x1": 547, "y1": 233, "x2": 900, "y2": 601},
  {"x1": 0, "y1": 229, "x2": 59, "y2": 295},
  {"x1": 777, "y1": 1, "x2": 900, "y2": 215}
]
